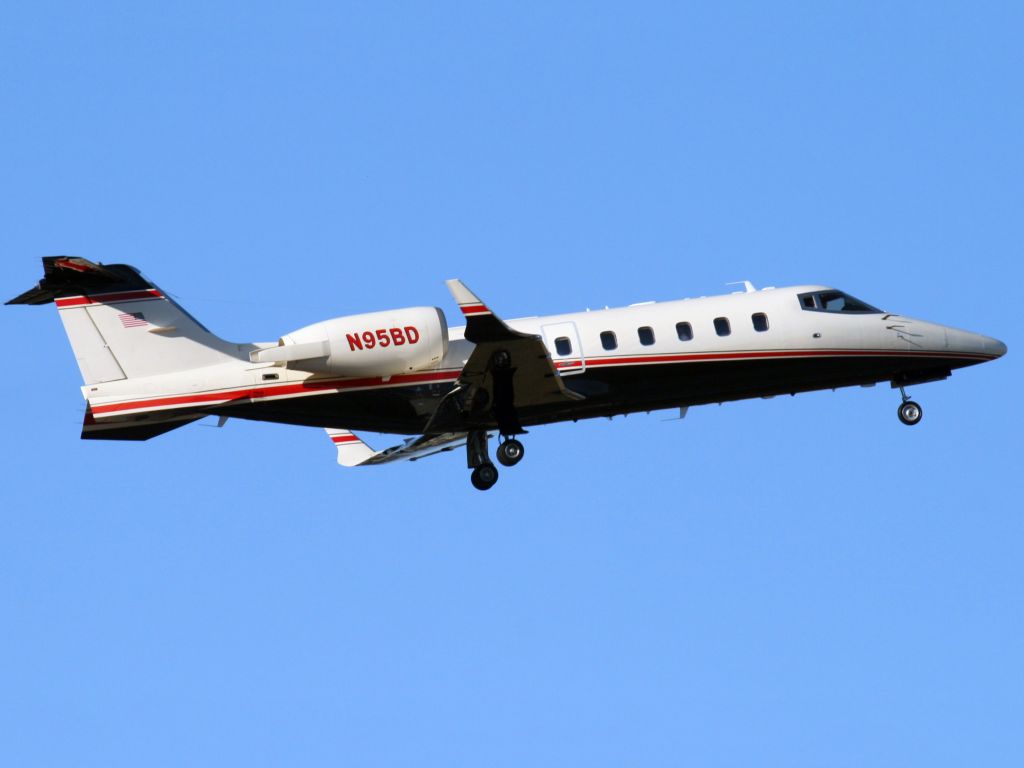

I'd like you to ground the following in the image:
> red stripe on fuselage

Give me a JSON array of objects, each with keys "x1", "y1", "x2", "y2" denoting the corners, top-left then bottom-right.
[
  {"x1": 87, "y1": 348, "x2": 997, "y2": 418},
  {"x1": 89, "y1": 368, "x2": 463, "y2": 415},
  {"x1": 574, "y1": 348, "x2": 995, "y2": 367}
]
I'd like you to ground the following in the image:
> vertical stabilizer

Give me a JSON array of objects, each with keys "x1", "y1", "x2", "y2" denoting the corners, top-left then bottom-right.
[{"x1": 8, "y1": 256, "x2": 244, "y2": 384}]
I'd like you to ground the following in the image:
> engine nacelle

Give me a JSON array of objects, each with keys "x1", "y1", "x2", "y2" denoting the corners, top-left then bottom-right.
[{"x1": 252, "y1": 306, "x2": 448, "y2": 377}]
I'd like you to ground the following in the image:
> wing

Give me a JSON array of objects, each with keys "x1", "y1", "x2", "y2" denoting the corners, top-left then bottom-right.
[
  {"x1": 326, "y1": 280, "x2": 581, "y2": 465},
  {"x1": 326, "y1": 428, "x2": 472, "y2": 466},
  {"x1": 445, "y1": 279, "x2": 582, "y2": 434}
]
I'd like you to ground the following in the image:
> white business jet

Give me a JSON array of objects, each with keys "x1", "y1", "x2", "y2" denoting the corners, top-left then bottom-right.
[{"x1": 9, "y1": 257, "x2": 1006, "y2": 489}]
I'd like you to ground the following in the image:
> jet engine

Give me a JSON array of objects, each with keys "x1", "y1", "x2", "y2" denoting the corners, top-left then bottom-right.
[{"x1": 250, "y1": 306, "x2": 448, "y2": 376}]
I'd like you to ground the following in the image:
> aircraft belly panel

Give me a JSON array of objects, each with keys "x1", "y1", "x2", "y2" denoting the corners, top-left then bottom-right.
[{"x1": 211, "y1": 349, "x2": 985, "y2": 434}]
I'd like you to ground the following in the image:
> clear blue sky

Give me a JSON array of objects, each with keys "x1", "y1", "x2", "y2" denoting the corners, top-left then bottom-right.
[{"x1": 2, "y1": 2, "x2": 1021, "y2": 766}]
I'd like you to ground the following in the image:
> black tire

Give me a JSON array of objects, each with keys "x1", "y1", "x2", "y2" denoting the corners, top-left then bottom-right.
[
  {"x1": 496, "y1": 439, "x2": 525, "y2": 467},
  {"x1": 898, "y1": 400, "x2": 923, "y2": 426},
  {"x1": 471, "y1": 463, "x2": 499, "y2": 490}
]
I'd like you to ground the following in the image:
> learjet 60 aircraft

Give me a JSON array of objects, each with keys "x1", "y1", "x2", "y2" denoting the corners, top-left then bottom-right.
[{"x1": 9, "y1": 257, "x2": 1007, "y2": 490}]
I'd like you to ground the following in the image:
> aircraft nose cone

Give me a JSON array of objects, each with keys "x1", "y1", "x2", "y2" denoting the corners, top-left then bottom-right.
[
  {"x1": 944, "y1": 327, "x2": 1007, "y2": 360},
  {"x1": 987, "y1": 337, "x2": 1008, "y2": 358}
]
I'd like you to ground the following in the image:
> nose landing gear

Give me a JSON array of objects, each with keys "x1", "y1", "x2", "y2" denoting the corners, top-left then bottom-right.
[{"x1": 897, "y1": 387, "x2": 923, "y2": 426}]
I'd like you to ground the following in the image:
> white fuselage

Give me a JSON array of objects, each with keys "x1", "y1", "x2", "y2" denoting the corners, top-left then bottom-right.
[
  {"x1": 79, "y1": 284, "x2": 1003, "y2": 431},
  {"x1": 13, "y1": 258, "x2": 1005, "y2": 481},
  {"x1": 446, "y1": 284, "x2": 1000, "y2": 375}
]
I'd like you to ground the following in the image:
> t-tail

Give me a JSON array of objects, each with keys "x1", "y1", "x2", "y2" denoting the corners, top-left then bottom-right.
[{"x1": 8, "y1": 256, "x2": 245, "y2": 439}]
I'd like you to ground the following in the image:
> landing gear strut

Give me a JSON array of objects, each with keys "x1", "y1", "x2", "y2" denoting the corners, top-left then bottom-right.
[
  {"x1": 464, "y1": 348, "x2": 528, "y2": 490},
  {"x1": 897, "y1": 387, "x2": 923, "y2": 426}
]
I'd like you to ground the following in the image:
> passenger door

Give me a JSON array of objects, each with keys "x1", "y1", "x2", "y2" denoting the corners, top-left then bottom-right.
[{"x1": 541, "y1": 321, "x2": 586, "y2": 376}]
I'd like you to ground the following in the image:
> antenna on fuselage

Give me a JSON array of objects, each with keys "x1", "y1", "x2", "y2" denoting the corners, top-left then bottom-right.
[{"x1": 727, "y1": 280, "x2": 757, "y2": 294}]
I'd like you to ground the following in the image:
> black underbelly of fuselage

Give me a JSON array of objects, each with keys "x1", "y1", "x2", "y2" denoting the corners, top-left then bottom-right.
[{"x1": 213, "y1": 352, "x2": 981, "y2": 435}]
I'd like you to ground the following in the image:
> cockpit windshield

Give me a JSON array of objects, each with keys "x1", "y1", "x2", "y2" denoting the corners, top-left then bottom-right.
[{"x1": 798, "y1": 290, "x2": 882, "y2": 314}]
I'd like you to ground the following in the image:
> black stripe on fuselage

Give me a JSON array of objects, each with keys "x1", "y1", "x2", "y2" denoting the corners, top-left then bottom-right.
[{"x1": 211, "y1": 351, "x2": 988, "y2": 434}]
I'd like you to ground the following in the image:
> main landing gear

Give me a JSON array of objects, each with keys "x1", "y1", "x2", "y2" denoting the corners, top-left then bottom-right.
[
  {"x1": 466, "y1": 431, "x2": 526, "y2": 490},
  {"x1": 897, "y1": 387, "x2": 923, "y2": 426},
  {"x1": 496, "y1": 438, "x2": 525, "y2": 467},
  {"x1": 470, "y1": 462, "x2": 499, "y2": 491}
]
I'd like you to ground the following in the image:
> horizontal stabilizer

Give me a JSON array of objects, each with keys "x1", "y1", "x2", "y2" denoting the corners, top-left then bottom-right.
[{"x1": 7, "y1": 256, "x2": 147, "y2": 305}]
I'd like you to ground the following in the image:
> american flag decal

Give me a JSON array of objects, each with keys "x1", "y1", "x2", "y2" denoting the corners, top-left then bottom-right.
[{"x1": 118, "y1": 312, "x2": 148, "y2": 328}]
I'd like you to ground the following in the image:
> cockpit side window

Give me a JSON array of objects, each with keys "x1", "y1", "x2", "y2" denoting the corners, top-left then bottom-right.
[{"x1": 797, "y1": 290, "x2": 881, "y2": 314}]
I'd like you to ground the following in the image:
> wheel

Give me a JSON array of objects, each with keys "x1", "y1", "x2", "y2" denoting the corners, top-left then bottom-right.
[
  {"x1": 898, "y1": 400, "x2": 923, "y2": 426},
  {"x1": 470, "y1": 463, "x2": 499, "y2": 490},
  {"x1": 496, "y1": 439, "x2": 525, "y2": 467}
]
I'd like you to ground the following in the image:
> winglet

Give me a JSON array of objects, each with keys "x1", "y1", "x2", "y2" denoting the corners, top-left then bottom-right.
[
  {"x1": 445, "y1": 279, "x2": 493, "y2": 317},
  {"x1": 444, "y1": 279, "x2": 532, "y2": 344},
  {"x1": 326, "y1": 428, "x2": 379, "y2": 467}
]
